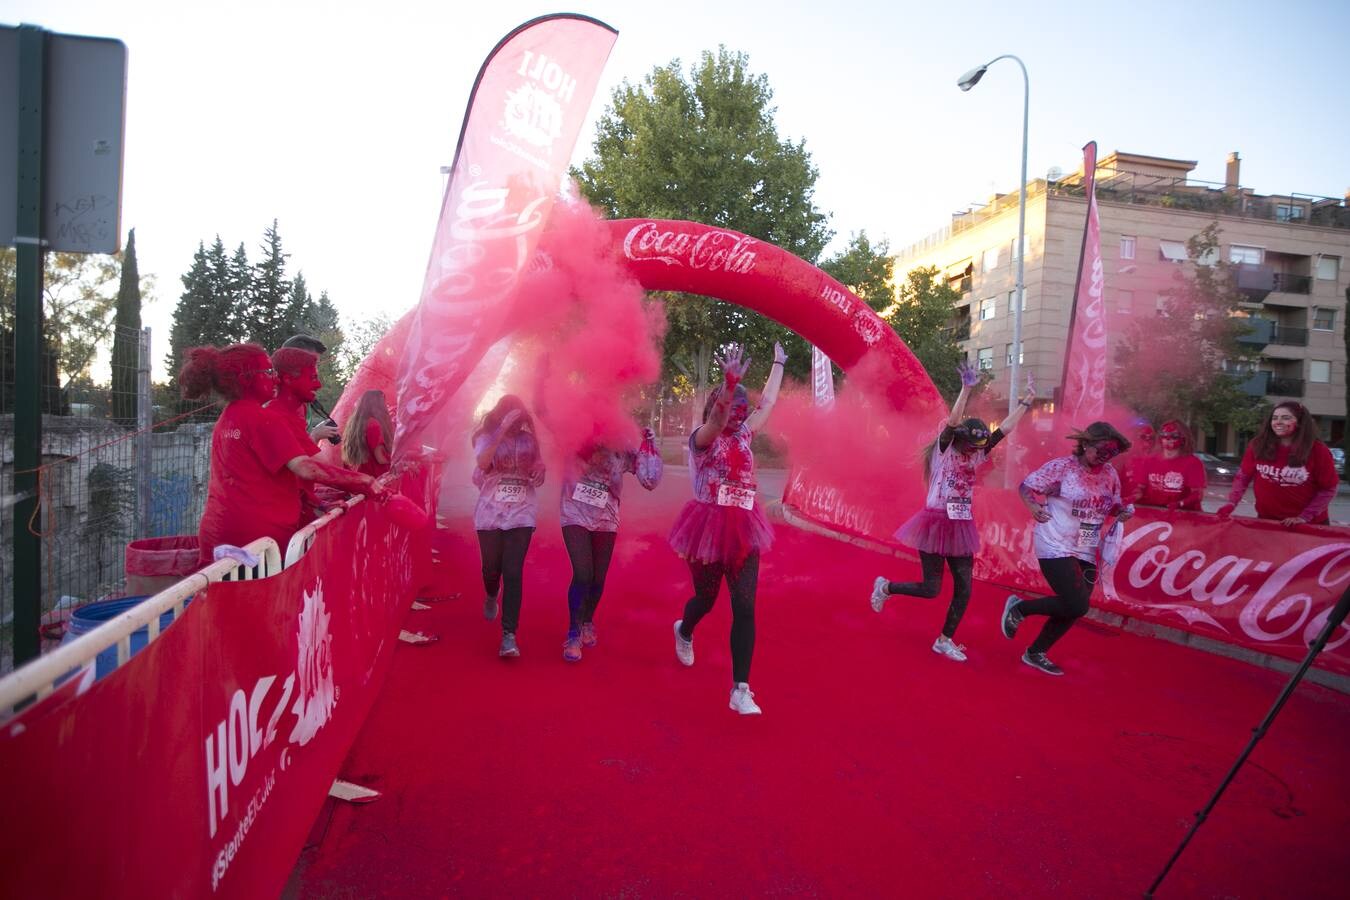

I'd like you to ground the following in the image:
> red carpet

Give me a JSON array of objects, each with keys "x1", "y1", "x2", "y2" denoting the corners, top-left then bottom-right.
[{"x1": 290, "y1": 472, "x2": 1350, "y2": 898}]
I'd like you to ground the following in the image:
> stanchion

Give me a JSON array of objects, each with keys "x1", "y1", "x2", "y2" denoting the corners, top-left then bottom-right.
[{"x1": 1145, "y1": 584, "x2": 1350, "y2": 897}]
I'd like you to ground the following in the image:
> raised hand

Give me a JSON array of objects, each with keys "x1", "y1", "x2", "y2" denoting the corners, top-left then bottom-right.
[
  {"x1": 957, "y1": 360, "x2": 980, "y2": 388},
  {"x1": 718, "y1": 343, "x2": 750, "y2": 390},
  {"x1": 773, "y1": 342, "x2": 788, "y2": 366}
]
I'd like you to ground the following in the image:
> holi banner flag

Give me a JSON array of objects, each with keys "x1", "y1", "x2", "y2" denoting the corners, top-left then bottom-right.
[
  {"x1": 393, "y1": 14, "x2": 619, "y2": 459},
  {"x1": 811, "y1": 345, "x2": 836, "y2": 409},
  {"x1": 0, "y1": 503, "x2": 424, "y2": 898},
  {"x1": 1059, "y1": 141, "x2": 1107, "y2": 423}
]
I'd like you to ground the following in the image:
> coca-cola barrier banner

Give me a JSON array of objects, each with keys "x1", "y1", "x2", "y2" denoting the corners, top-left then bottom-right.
[
  {"x1": 0, "y1": 504, "x2": 422, "y2": 898},
  {"x1": 784, "y1": 467, "x2": 1350, "y2": 674}
]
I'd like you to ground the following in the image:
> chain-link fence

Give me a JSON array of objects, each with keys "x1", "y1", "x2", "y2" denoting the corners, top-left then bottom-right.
[{"x1": 1, "y1": 326, "x2": 217, "y2": 673}]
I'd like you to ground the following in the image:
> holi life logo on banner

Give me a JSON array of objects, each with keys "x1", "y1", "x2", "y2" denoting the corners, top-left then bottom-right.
[
  {"x1": 622, "y1": 222, "x2": 758, "y2": 273},
  {"x1": 204, "y1": 578, "x2": 338, "y2": 890},
  {"x1": 1102, "y1": 520, "x2": 1350, "y2": 650},
  {"x1": 500, "y1": 50, "x2": 580, "y2": 160}
]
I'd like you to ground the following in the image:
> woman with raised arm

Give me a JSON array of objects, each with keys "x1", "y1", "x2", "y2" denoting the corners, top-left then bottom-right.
[
  {"x1": 870, "y1": 363, "x2": 1035, "y2": 661},
  {"x1": 472, "y1": 394, "x2": 546, "y2": 658},
  {"x1": 1132, "y1": 419, "x2": 1206, "y2": 511},
  {"x1": 557, "y1": 428, "x2": 664, "y2": 662},
  {"x1": 670, "y1": 342, "x2": 785, "y2": 716},
  {"x1": 1001, "y1": 422, "x2": 1134, "y2": 676},
  {"x1": 180, "y1": 343, "x2": 386, "y2": 567},
  {"x1": 1217, "y1": 402, "x2": 1337, "y2": 527}
]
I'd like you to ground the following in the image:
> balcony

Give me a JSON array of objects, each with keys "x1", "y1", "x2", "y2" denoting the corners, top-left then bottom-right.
[
  {"x1": 1236, "y1": 318, "x2": 1272, "y2": 348},
  {"x1": 949, "y1": 320, "x2": 971, "y2": 342},
  {"x1": 1268, "y1": 376, "x2": 1304, "y2": 397},
  {"x1": 1235, "y1": 264, "x2": 1274, "y2": 301},
  {"x1": 1236, "y1": 370, "x2": 1269, "y2": 396},
  {"x1": 1268, "y1": 325, "x2": 1309, "y2": 347},
  {"x1": 1272, "y1": 273, "x2": 1312, "y2": 295}
]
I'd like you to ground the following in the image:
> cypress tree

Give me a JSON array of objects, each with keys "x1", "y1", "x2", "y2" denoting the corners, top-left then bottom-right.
[{"x1": 110, "y1": 228, "x2": 142, "y2": 427}]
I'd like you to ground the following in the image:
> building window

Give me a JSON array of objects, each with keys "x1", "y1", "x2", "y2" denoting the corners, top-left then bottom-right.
[
  {"x1": 1117, "y1": 290, "x2": 1133, "y2": 314},
  {"x1": 1317, "y1": 256, "x2": 1340, "y2": 281},
  {"x1": 1309, "y1": 360, "x2": 1331, "y2": 383},
  {"x1": 982, "y1": 246, "x2": 1001, "y2": 273},
  {"x1": 1010, "y1": 237, "x2": 1024, "y2": 262},
  {"x1": 1006, "y1": 289, "x2": 1027, "y2": 316},
  {"x1": 1313, "y1": 307, "x2": 1336, "y2": 331},
  {"x1": 1229, "y1": 245, "x2": 1264, "y2": 265},
  {"x1": 979, "y1": 296, "x2": 996, "y2": 320},
  {"x1": 1159, "y1": 240, "x2": 1188, "y2": 262},
  {"x1": 1119, "y1": 236, "x2": 1136, "y2": 260},
  {"x1": 1005, "y1": 343, "x2": 1024, "y2": 366},
  {"x1": 977, "y1": 347, "x2": 994, "y2": 371},
  {"x1": 1155, "y1": 294, "x2": 1170, "y2": 317},
  {"x1": 1275, "y1": 204, "x2": 1305, "y2": 222}
]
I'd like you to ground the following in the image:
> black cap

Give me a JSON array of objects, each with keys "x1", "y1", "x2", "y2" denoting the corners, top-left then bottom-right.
[{"x1": 281, "y1": 334, "x2": 327, "y2": 355}]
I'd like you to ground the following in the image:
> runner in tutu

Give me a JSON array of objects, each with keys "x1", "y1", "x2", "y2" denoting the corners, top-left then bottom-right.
[
  {"x1": 870, "y1": 362, "x2": 1035, "y2": 661},
  {"x1": 670, "y1": 342, "x2": 785, "y2": 715},
  {"x1": 558, "y1": 430, "x2": 664, "y2": 662},
  {"x1": 1002, "y1": 421, "x2": 1134, "y2": 676},
  {"x1": 472, "y1": 394, "x2": 546, "y2": 658}
]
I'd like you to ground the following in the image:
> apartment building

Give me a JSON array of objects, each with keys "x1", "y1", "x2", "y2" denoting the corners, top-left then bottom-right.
[{"x1": 893, "y1": 151, "x2": 1350, "y2": 453}]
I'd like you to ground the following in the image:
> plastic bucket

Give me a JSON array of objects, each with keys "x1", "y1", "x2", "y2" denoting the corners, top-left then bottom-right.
[
  {"x1": 59, "y1": 595, "x2": 184, "y2": 682},
  {"x1": 125, "y1": 536, "x2": 201, "y2": 596}
]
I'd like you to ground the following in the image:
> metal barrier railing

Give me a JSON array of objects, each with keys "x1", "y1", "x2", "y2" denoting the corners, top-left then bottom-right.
[
  {"x1": 285, "y1": 496, "x2": 364, "y2": 567},
  {"x1": 0, "y1": 537, "x2": 283, "y2": 720}
]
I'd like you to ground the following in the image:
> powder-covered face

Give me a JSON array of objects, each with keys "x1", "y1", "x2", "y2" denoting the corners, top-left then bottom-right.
[
  {"x1": 280, "y1": 364, "x2": 321, "y2": 404},
  {"x1": 1270, "y1": 407, "x2": 1298, "y2": 438},
  {"x1": 725, "y1": 392, "x2": 750, "y2": 432}
]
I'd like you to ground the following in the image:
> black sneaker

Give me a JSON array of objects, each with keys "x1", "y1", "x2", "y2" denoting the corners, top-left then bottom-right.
[
  {"x1": 1001, "y1": 595, "x2": 1024, "y2": 640},
  {"x1": 1022, "y1": 651, "x2": 1063, "y2": 676}
]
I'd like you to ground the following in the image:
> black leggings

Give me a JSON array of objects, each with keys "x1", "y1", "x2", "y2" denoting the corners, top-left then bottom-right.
[
  {"x1": 886, "y1": 551, "x2": 974, "y2": 639},
  {"x1": 561, "y1": 525, "x2": 617, "y2": 632},
  {"x1": 1017, "y1": 557, "x2": 1097, "y2": 654},
  {"x1": 477, "y1": 527, "x2": 534, "y2": 634},
  {"x1": 678, "y1": 552, "x2": 759, "y2": 684}
]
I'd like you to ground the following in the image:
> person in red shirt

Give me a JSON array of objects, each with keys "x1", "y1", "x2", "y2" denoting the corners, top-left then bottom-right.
[
  {"x1": 1218, "y1": 402, "x2": 1338, "y2": 526},
  {"x1": 341, "y1": 390, "x2": 394, "y2": 478},
  {"x1": 1114, "y1": 421, "x2": 1156, "y2": 498},
  {"x1": 268, "y1": 347, "x2": 329, "y2": 523},
  {"x1": 1132, "y1": 419, "x2": 1206, "y2": 511},
  {"x1": 180, "y1": 343, "x2": 387, "y2": 566}
]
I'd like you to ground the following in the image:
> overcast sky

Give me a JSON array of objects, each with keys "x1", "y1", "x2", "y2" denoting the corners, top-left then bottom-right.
[{"x1": 6, "y1": 0, "x2": 1348, "y2": 378}]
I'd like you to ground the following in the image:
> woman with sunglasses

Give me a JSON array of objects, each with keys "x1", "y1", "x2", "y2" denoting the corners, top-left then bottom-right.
[
  {"x1": 1131, "y1": 419, "x2": 1206, "y2": 511},
  {"x1": 1001, "y1": 421, "x2": 1133, "y2": 676},
  {"x1": 870, "y1": 362, "x2": 1035, "y2": 662},
  {"x1": 1217, "y1": 402, "x2": 1338, "y2": 527},
  {"x1": 180, "y1": 343, "x2": 387, "y2": 567}
]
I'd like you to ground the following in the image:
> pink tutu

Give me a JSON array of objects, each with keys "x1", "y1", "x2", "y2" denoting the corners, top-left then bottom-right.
[
  {"x1": 894, "y1": 507, "x2": 979, "y2": 558},
  {"x1": 668, "y1": 499, "x2": 774, "y2": 565}
]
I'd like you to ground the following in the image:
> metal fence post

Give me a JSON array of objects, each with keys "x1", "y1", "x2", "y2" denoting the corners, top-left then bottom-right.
[{"x1": 136, "y1": 327, "x2": 153, "y2": 537}]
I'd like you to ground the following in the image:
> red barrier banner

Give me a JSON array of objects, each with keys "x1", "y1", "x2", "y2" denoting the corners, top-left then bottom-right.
[
  {"x1": 783, "y1": 471, "x2": 1350, "y2": 674},
  {"x1": 0, "y1": 504, "x2": 422, "y2": 898}
]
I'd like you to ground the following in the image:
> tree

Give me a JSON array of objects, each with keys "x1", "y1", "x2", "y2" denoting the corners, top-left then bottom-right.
[
  {"x1": 889, "y1": 266, "x2": 967, "y2": 401},
  {"x1": 821, "y1": 232, "x2": 896, "y2": 314},
  {"x1": 1343, "y1": 284, "x2": 1350, "y2": 479},
  {"x1": 1110, "y1": 223, "x2": 1261, "y2": 434},
  {"x1": 166, "y1": 238, "x2": 237, "y2": 387},
  {"x1": 241, "y1": 219, "x2": 291, "y2": 349},
  {"x1": 0, "y1": 249, "x2": 65, "y2": 413},
  {"x1": 574, "y1": 47, "x2": 832, "y2": 411},
  {"x1": 338, "y1": 311, "x2": 394, "y2": 382},
  {"x1": 110, "y1": 228, "x2": 142, "y2": 427}
]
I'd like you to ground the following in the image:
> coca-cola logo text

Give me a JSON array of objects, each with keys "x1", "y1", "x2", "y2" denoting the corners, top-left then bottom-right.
[{"x1": 622, "y1": 223, "x2": 757, "y2": 274}]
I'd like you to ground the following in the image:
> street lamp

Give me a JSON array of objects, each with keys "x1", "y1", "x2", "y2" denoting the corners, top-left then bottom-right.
[{"x1": 958, "y1": 54, "x2": 1028, "y2": 416}]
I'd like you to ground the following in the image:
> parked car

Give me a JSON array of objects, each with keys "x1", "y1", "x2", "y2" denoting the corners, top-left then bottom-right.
[
  {"x1": 1196, "y1": 452, "x2": 1236, "y2": 486},
  {"x1": 1331, "y1": 447, "x2": 1346, "y2": 470}
]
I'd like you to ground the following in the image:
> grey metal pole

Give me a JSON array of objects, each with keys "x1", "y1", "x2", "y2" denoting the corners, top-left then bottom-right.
[
  {"x1": 136, "y1": 327, "x2": 153, "y2": 537},
  {"x1": 12, "y1": 25, "x2": 47, "y2": 666}
]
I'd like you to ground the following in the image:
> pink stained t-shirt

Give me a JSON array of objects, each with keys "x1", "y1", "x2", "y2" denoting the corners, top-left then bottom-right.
[{"x1": 1022, "y1": 454, "x2": 1123, "y2": 562}]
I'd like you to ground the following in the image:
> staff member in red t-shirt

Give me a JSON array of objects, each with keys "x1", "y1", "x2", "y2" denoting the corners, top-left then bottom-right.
[
  {"x1": 181, "y1": 343, "x2": 387, "y2": 565},
  {"x1": 1218, "y1": 402, "x2": 1338, "y2": 527},
  {"x1": 1132, "y1": 419, "x2": 1206, "y2": 511}
]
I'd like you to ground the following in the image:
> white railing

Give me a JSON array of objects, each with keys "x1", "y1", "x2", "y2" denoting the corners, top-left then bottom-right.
[
  {"x1": 285, "y1": 496, "x2": 364, "y2": 566},
  {"x1": 0, "y1": 537, "x2": 283, "y2": 720}
]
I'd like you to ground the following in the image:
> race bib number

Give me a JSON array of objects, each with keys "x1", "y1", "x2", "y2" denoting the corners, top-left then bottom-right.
[
  {"x1": 945, "y1": 499, "x2": 973, "y2": 521},
  {"x1": 494, "y1": 478, "x2": 526, "y2": 504},
  {"x1": 1076, "y1": 522, "x2": 1102, "y2": 549},
  {"x1": 571, "y1": 481, "x2": 609, "y2": 509},
  {"x1": 716, "y1": 483, "x2": 755, "y2": 510}
]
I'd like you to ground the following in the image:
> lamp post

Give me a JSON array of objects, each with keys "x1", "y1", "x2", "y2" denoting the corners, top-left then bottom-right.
[{"x1": 958, "y1": 54, "x2": 1028, "y2": 416}]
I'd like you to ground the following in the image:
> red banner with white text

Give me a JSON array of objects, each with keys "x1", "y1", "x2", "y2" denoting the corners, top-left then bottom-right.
[
  {"x1": 0, "y1": 504, "x2": 423, "y2": 898},
  {"x1": 393, "y1": 14, "x2": 618, "y2": 459},
  {"x1": 1060, "y1": 141, "x2": 1107, "y2": 423},
  {"x1": 783, "y1": 472, "x2": 1350, "y2": 674}
]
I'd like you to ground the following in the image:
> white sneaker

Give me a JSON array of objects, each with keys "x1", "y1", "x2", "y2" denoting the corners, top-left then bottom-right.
[
  {"x1": 870, "y1": 576, "x2": 889, "y2": 613},
  {"x1": 932, "y1": 635, "x2": 968, "y2": 662},
  {"x1": 729, "y1": 682, "x2": 762, "y2": 715},
  {"x1": 674, "y1": 620, "x2": 694, "y2": 666}
]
